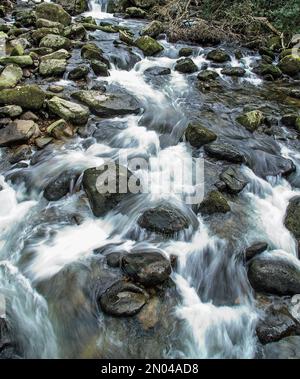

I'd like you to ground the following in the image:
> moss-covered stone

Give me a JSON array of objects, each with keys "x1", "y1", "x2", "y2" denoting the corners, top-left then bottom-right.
[
  {"x1": 236, "y1": 110, "x2": 264, "y2": 132},
  {"x1": 198, "y1": 190, "x2": 230, "y2": 215},
  {"x1": 39, "y1": 59, "x2": 67, "y2": 77},
  {"x1": 0, "y1": 65, "x2": 23, "y2": 90},
  {"x1": 278, "y1": 55, "x2": 300, "y2": 77},
  {"x1": 135, "y1": 36, "x2": 164, "y2": 56},
  {"x1": 197, "y1": 70, "x2": 219, "y2": 81},
  {"x1": 35, "y1": 3, "x2": 72, "y2": 26},
  {"x1": 256, "y1": 64, "x2": 282, "y2": 79},
  {"x1": 179, "y1": 47, "x2": 193, "y2": 57},
  {"x1": 81, "y1": 43, "x2": 105, "y2": 61},
  {"x1": 207, "y1": 49, "x2": 230, "y2": 63},
  {"x1": 47, "y1": 96, "x2": 89, "y2": 125},
  {"x1": 185, "y1": 122, "x2": 217, "y2": 148},
  {"x1": 141, "y1": 21, "x2": 164, "y2": 39},
  {"x1": 119, "y1": 30, "x2": 135, "y2": 45},
  {"x1": 40, "y1": 49, "x2": 71, "y2": 61},
  {"x1": 0, "y1": 85, "x2": 46, "y2": 110},
  {"x1": 285, "y1": 196, "x2": 300, "y2": 251},
  {"x1": 126, "y1": 7, "x2": 146, "y2": 18},
  {"x1": 174, "y1": 58, "x2": 198, "y2": 74},
  {"x1": 0, "y1": 55, "x2": 33, "y2": 67},
  {"x1": 32, "y1": 27, "x2": 61, "y2": 43},
  {"x1": 39, "y1": 34, "x2": 71, "y2": 50},
  {"x1": 36, "y1": 18, "x2": 64, "y2": 31}
]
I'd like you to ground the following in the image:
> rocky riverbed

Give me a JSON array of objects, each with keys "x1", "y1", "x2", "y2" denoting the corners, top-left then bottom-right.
[{"x1": 0, "y1": 0, "x2": 300, "y2": 359}]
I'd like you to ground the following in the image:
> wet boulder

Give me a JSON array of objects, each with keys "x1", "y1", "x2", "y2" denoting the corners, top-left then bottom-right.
[
  {"x1": 204, "y1": 142, "x2": 246, "y2": 164},
  {"x1": 221, "y1": 67, "x2": 246, "y2": 77},
  {"x1": 285, "y1": 197, "x2": 300, "y2": 249},
  {"x1": 72, "y1": 90, "x2": 141, "y2": 118},
  {"x1": 248, "y1": 255, "x2": 300, "y2": 295},
  {"x1": 0, "y1": 317, "x2": 22, "y2": 359},
  {"x1": 90, "y1": 60, "x2": 109, "y2": 77},
  {"x1": 236, "y1": 110, "x2": 264, "y2": 132},
  {"x1": 138, "y1": 205, "x2": 190, "y2": 236},
  {"x1": 35, "y1": 3, "x2": 72, "y2": 26},
  {"x1": 0, "y1": 65, "x2": 23, "y2": 90},
  {"x1": 144, "y1": 66, "x2": 171, "y2": 77},
  {"x1": 254, "y1": 64, "x2": 282, "y2": 80},
  {"x1": 140, "y1": 20, "x2": 164, "y2": 39},
  {"x1": 44, "y1": 170, "x2": 80, "y2": 201},
  {"x1": 32, "y1": 27, "x2": 61, "y2": 43},
  {"x1": 219, "y1": 166, "x2": 248, "y2": 194},
  {"x1": 249, "y1": 151, "x2": 295, "y2": 179},
  {"x1": 245, "y1": 242, "x2": 268, "y2": 261},
  {"x1": 122, "y1": 250, "x2": 171, "y2": 286},
  {"x1": 39, "y1": 59, "x2": 67, "y2": 77},
  {"x1": 278, "y1": 55, "x2": 300, "y2": 77},
  {"x1": 174, "y1": 58, "x2": 198, "y2": 74},
  {"x1": 198, "y1": 190, "x2": 230, "y2": 215},
  {"x1": 207, "y1": 49, "x2": 230, "y2": 63},
  {"x1": 47, "y1": 96, "x2": 89, "y2": 125},
  {"x1": 0, "y1": 85, "x2": 46, "y2": 110},
  {"x1": 82, "y1": 164, "x2": 140, "y2": 217},
  {"x1": 36, "y1": 18, "x2": 64, "y2": 32},
  {"x1": 197, "y1": 70, "x2": 219, "y2": 81},
  {"x1": 0, "y1": 120, "x2": 38, "y2": 147},
  {"x1": 185, "y1": 122, "x2": 217, "y2": 148},
  {"x1": 47, "y1": 119, "x2": 74, "y2": 139},
  {"x1": 99, "y1": 280, "x2": 149, "y2": 317},
  {"x1": 256, "y1": 304, "x2": 299, "y2": 344},
  {"x1": 81, "y1": 43, "x2": 107, "y2": 63},
  {"x1": 135, "y1": 36, "x2": 164, "y2": 56},
  {"x1": 263, "y1": 336, "x2": 300, "y2": 359},
  {"x1": 68, "y1": 65, "x2": 89, "y2": 80},
  {"x1": 54, "y1": 0, "x2": 88, "y2": 16},
  {"x1": 179, "y1": 47, "x2": 193, "y2": 57}
]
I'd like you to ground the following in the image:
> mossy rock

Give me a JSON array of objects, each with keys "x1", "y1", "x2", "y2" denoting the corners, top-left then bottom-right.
[
  {"x1": 36, "y1": 18, "x2": 64, "y2": 32},
  {"x1": 198, "y1": 190, "x2": 230, "y2": 215},
  {"x1": 207, "y1": 49, "x2": 230, "y2": 63},
  {"x1": 126, "y1": 7, "x2": 146, "y2": 18},
  {"x1": 0, "y1": 64, "x2": 23, "y2": 90},
  {"x1": 81, "y1": 43, "x2": 104, "y2": 61},
  {"x1": 135, "y1": 36, "x2": 164, "y2": 56},
  {"x1": 141, "y1": 21, "x2": 164, "y2": 39},
  {"x1": 0, "y1": 55, "x2": 33, "y2": 67},
  {"x1": 278, "y1": 55, "x2": 300, "y2": 77},
  {"x1": 35, "y1": 3, "x2": 72, "y2": 26},
  {"x1": 257, "y1": 64, "x2": 282, "y2": 79},
  {"x1": 285, "y1": 197, "x2": 300, "y2": 242},
  {"x1": 197, "y1": 70, "x2": 219, "y2": 82},
  {"x1": 39, "y1": 59, "x2": 67, "y2": 77},
  {"x1": 54, "y1": 0, "x2": 89, "y2": 16},
  {"x1": 185, "y1": 122, "x2": 217, "y2": 148},
  {"x1": 179, "y1": 47, "x2": 193, "y2": 57},
  {"x1": 39, "y1": 34, "x2": 71, "y2": 50},
  {"x1": 0, "y1": 85, "x2": 46, "y2": 110},
  {"x1": 174, "y1": 58, "x2": 198, "y2": 74},
  {"x1": 236, "y1": 110, "x2": 264, "y2": 132},
  {"x1": 32, "y1": 27, "x2": 61, "y2": 43},
  {"x1": 47, "y1": 96, "x2": 89, "y2": 125}
]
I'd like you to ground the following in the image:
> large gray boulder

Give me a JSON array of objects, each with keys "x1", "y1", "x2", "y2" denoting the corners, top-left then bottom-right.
[
  {"x1": 72, "y1": 90, "x2": 141, "y2": 117},
  {"x1": 0, "y1": 64, "x2": 23, "y2": 90},
  {"x1": 35, "y1": 3, "x2": 72, "y2": 26}
]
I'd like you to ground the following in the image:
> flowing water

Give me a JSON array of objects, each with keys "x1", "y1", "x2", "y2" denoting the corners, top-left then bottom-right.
[{"x1": 1, "y1": 0, "x2": 300, "y2": 358}]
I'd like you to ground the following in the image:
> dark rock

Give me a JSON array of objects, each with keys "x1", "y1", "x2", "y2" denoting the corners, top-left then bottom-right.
[
  {"x1": 245, "y1": 242, "x2": 268, "y2": 261},
  {"x1": 68, "y1": 65, "x2": 90, "y2": 80},
  {"x1": 198, "y1": 190, "x2": 230, "y2": 215},
  {"x1": 285, "y1": 197, "x2": 300, "y2": 247},
  {"x1": 138, "y1": 205, "x2": 190, "y2": 236},
  {"x1": 197, "y1": 70, "x2": 219, "y2": 81},
  {"x1": 0, "y1": 120, "x2": 38, "y2": 147},
  {"x1": 221, "y1": 67, "x2": 246, "y2": 77},
  {"x1": 144, "y1": 66, "x2": 171, "y2": 76},
  {"x1": 207, "y1": 49, "x2": 230, "y2": 63},
  {"x1": 9, "y1": 145, "x2": 32, "y2": 164},
  {"x1": 219, "y1": 166, "x2": 248, "y2": 194},
  {"x1": 99, "y1": 280, "x2": 149, "y2": 316},
  {"x1": 91, "y1": 60, "x2": 110, "y2": 77},
  {"x1": 82, "y1": 164, "x2": 141, "y2": 217},
  {"x1": 174, "y1": 58, "x2": 198, "y2": 74},
  {"x1": 122, "y1": 250, "x2": 171, "y2": 286},
  {"x1": 179, "y1": 47, "x2": 193, "y2": 57},
  {"x1": 185, "y1": 122, "x2": 217, "y2": 148},
  {"x1": 256, "y1": 304, "x2": 298, "y2": 344},
  {"x1": 44, "y1": 170, "x2": 80, "y2": 201},
  {"x1": 106, "y1": 252, "x2": 123, "y2": 268},
  {"x1": 248, "y1": 256, "x2": 300, "y2": 295},
  {"x1": 204, "y1": 142, "x2": 246, "y2": 164}
]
